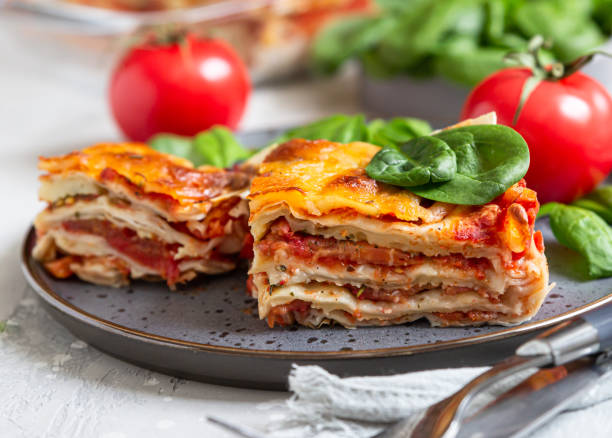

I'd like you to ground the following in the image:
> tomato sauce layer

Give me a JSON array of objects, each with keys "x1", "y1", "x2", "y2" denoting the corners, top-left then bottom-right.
[
  {"x1": 267, "y1": 300, "x2": 311, "y2": 328},
  {"x1": 266, "y1": 299, "x2": 502, "y2": 327},
  {"x1": 257, "y1": 218, "x2": 492, "y2": 279},
  {"x1": 344, "y1": 283, "x2": 499, "y2": 304},
  {"x1": 62, "y1": 219, "x2": 182, "y2": 284}
]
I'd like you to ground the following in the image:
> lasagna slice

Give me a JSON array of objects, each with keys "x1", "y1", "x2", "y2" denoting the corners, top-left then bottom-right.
[
  {"x1": 33, "y1": 143, "x2": 251, "y2": 287},
  {"x1": 248, "y1": 138, "x2": 550, "y2": 328}
]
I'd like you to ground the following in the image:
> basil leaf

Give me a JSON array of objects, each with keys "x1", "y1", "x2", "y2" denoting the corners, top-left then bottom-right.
[
  {"x1": 311, "y1": 0, "x2": 609, "y2": 87},
  {"x1": 366, "y1": 136, "x2": 457, "y2": 187},
  {"x1": 367, "y1": 117, "x2": 432, "y2": 147},
  {"x1": 572, "y1": 199, "x2": 612, "y2": 224},
  {"x1": 537, "y1": 201, "x2": 563, "y2": 220},
  {"x1": 586, "y1": 185, "x2": 612, "y2": 206},
  {"x1": 193, "y1": 126, "x2": 253, "y2": 168},
  {"x1": 408, "y1": 125, "x2": 529, "y2": 205},
  {"x1": 274, "y1": 114, "x2": 432, "y2": 149},
  {"x1": 434, "y1": 47, "x2": 509, "y2": 86},
  {"x1": 312, "y1": 16, "x2": 394, "y2": 74},
  {"x1": 148, "y1": 134, "x2": 200, "y2": 164},
  {"x1": 149, "y1": 127, "x2": 251, "y2": 168},
  {"x1": 573, "y1": 185, "x2": 612, "y2": 223},
  {"x1": 548, "y1": 203, "x2": 612, "y2": 279},
  {"x1": 275, "y1": 114, "x2": 369, "y2": 144},
  {"x1": 514, "y1": 1, "x2": 606, "y2": 62}
]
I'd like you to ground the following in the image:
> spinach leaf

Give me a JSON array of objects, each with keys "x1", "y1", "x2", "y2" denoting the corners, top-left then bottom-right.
[
  {"x1": 148, "y1": 134, "x2": 199, "y2": 164},
  {"x1": 572, "y1": 185, "x2": 612, "y2": 223},
  {"x1": 312, "y1": 16, "x2": 394, "y2": 74},
  {"x1": 275, "y1": 114, "x2": 431, "y2": 148},
  {"x1": 193, "y1": 127, "x2": 253, "y2": 168},
  {"x1": 149, "y1": 127, "x2": 252, "y2": 168},
  {"x1": 275, "y1": 114, "x2": 369, "y2": 144},
  {"x1": 594, "y1": 0, "x2": 612, "y2": 34},
  {"x1": 367, "y1": 117, "x2": 432, "y2": 147},
  {"x1": 312, "y1": 0, "x2": 610, "y2": 87},
  {"x1": 434, "y1": 47, "x2": 510, "y2": 86},
  {"x1": 511, "y1": 1, "x2": 605, "y2": 61},
  {"x1": 572, "y1": 199, "x2": 612, "y2": 223},
  {"x1": 408, "y1": 125, "x2": 529, "y2": 204},
  {"x1": 548, "y1": 203, "x2": 612, "y2": 279},
  {"x1": 366, "y1": 136, "x2": 457, "y2": 187},
  {"x1": 537, "y1": 201, "x2": 563, "y2": 219}
]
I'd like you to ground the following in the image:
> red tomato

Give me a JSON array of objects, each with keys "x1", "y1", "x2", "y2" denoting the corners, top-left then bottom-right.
[
  {"x1": 461, "y1": 68, "x2": 612, "y2": 204},
  {"x1": 109, "y1": 35, "x2": 250, "y2": 142}
]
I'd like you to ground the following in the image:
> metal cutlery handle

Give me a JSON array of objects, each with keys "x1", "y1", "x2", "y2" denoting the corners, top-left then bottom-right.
[
  {"x1": 518, "y1": 301, "x2": 612, "y2": 365},
  {"x1": 582, "y1": 301, "x2": 612, "y2": 350}
]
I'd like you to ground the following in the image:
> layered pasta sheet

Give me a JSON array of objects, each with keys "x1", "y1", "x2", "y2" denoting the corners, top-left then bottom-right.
[
  {"x1": 33, "y1": 143, "x2": 251, "y2": 287},
  {"x1": 248, "y1": 138, "x2": 550, "y2": 328}
]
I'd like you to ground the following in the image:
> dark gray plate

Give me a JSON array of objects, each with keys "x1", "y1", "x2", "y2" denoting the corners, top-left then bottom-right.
[{"x1": 21, "y1": 219, "x2": 612, "y2": 390}]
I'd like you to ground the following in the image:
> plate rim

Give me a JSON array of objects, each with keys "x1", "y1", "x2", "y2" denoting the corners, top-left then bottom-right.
[{"x1": 22, "y1": 227, "x2": 612, "y2": 360}]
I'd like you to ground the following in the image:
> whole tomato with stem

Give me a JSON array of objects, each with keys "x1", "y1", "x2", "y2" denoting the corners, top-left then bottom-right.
[
  {"x1": 109, "y1": 32, "x2": 250, "y2": 142},
  {"x1": 461, "y1": 37, "x2": 612, "y2": 204}
]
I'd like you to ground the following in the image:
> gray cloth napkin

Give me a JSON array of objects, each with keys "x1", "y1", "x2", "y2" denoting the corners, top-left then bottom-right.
[{"x1": 263, "y1": 364, "x2": 612, "y2": 438}]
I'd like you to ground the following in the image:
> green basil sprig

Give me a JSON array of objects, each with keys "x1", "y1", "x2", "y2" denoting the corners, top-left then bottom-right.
[
  {"x1": 540, "y1": 202, "x2": 612, "y2": 279},
  {"x1": 149, "y1": 126, "x2": 253, "y2": 168},
  {"x1": 275, "y1": 114, "x2": 432, "y2": 146},
  {"x1": 367, "y1": 117, "x2": 433, "y2": 146},
  {"x1": 274, "y1": 114, "x2": 369, "y2": 144},
  {"x1": 192, "y1": 127, "x2": 253, "y2": 168},
  {"x1": 313, "y1": 0, "x2": 609, "y2": 87},
  {"x1": 572, "y1": 186, "x2": 612, "y2": 223},
  {"x1": 366, "y1": 125, "x2": 530, "y2": 205},
  {"x1": 148, "y1": 134, "x2": 197, "y2": 163}
]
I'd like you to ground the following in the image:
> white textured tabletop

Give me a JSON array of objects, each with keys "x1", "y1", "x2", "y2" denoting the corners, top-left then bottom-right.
[{"x1": 0, "y1": 13, "x2": 359, "y2": 437}]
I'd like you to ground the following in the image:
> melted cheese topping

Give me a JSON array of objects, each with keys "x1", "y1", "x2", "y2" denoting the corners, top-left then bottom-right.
[
  {"x1": 40, "y1": 143, "x2": 250, "y2": 221},
  {"x1": 249, "y1": 139, "x2": 454, "y2": 224}
]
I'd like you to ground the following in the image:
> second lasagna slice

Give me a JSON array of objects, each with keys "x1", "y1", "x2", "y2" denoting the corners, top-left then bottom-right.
[
  {"x1": 248, "y1": 139, "x2": 550, "y2": 328},
  {"x1": 33, "y1": 143, "x2": 251, "y2": 287}
]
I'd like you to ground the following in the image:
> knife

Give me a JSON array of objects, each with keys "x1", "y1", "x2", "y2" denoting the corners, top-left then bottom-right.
[
  {"x1": 376, "y1": 301, "x2": 612, "y2": 438},
  {"x1": 457, "y1": 352, "x2": 612, "y2": 438}
]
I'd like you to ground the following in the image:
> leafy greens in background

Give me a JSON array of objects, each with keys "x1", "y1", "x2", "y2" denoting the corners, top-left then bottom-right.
[
  {"x1": 149, "y1": 114, "x2": 433, "y2": 167},
  {"x1": 149, "y1": 126, "x2": 253, "y2": 168},
  {"x1": 192, "y1": 127, "x2": 253, "y2": 168},
  {"x1": 572, "y1": 185, "x2": 612, "y2": 223},
  {"x1": 148, "y1": 134, "x2": 196, "y2": 163},
  {"x1": 367, "y1": 117, "x2": 432, "y2": 145},
  {"x1": 313, "y1": 0, "x2": 612, "y2": 86},
  {"x1": 274, "y1": 114, "x2": 433, "y2": 145},
  {"x1": 273, "y1": 114, "x2": 370, "y2": 144}
]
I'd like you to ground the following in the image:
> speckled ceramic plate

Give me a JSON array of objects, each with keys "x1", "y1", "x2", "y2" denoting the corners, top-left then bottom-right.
[{"x1": 21, "y1": 219, "x2": 612, "y2": 390}]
